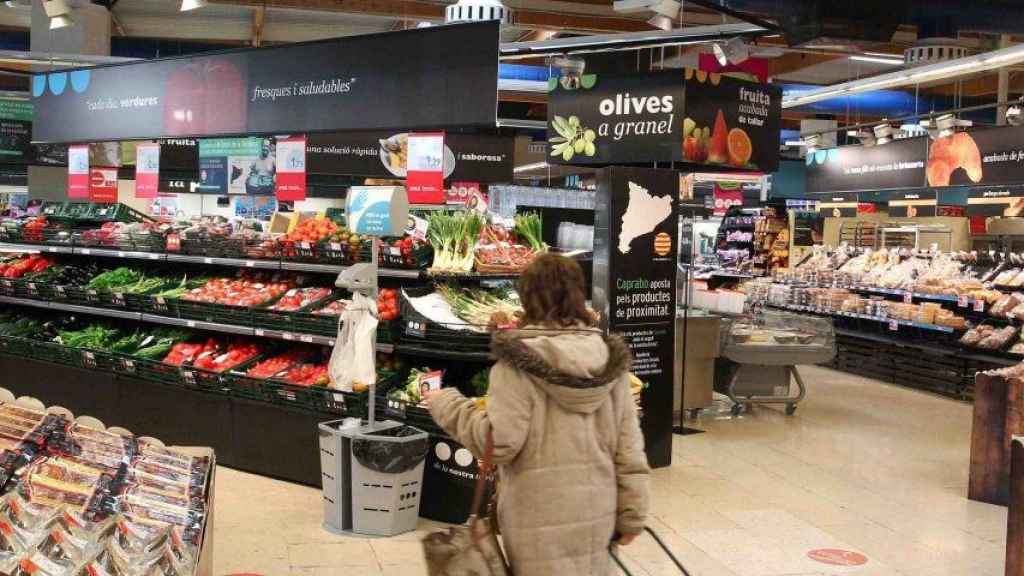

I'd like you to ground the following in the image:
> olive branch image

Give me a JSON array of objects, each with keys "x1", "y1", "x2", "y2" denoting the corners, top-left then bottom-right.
[{"x1": 549, "y1": 115, "x2": 597, "y2": 161}]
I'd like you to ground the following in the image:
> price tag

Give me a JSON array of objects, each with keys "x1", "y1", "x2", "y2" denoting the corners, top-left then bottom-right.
[
  {"x1": 974, "y1": 299, "x2": 985, "y2": 313},
  {"x1": 181, "y1": 369, "x2": 196, "y2": 386},
  {"x1": 186, "y1": 321, "x2": 196, "y2": 328},
  {"x1": 330, "y1": 242, "x2": 342, "y2": 252},
  {"x1": 166, "y1": 233, "x2": 181, "y2": 252},
  {"x1": 54, "y1": 285, "x2": 66, "y2": 298},
  {"x1": 405, "y1": 320, "x2": 426, "y2": 338},
  {"x1": 889, "y1": 319, "x2": 898, "y2": 331},
  {"x1": 79, "y1": 248, "x2": 90, "y2": 255},
  {"x1": 245, "y1": 261, "x2": 255, "y2": 268},
  {"x1": 300, "y1": 242, "x2": 311, "y2": 250},
  {"x1": 958, "y1": 294, "x2": 969, "y2": 308},
  {"x1": 386, "y1": 398, "x2": 407, "y2": 419},
  {"x1": 254, "y1": 328, "x2": 265, "y2": 337},
  {"x1": 300, "y1": 335, "x2": 313, "y2": 343},
  {"x1": 111, "y1": 292, "x2": 125, "y2": 307},
  {"x1": 903, "y1": 292, "x2": 913, "y2": 304},
  {"x1": 328, "y1": 340, "x2": 336, "y2": 347},
  {"x1": 48, "y1": 247, "x2": 57, "y2": 253},
  {"x1": 203, "y1": 257, "x2": 213, "y2": 264},
  {"x1": 121, "y1": 358, "x2": 135, "y2": 373},
  {"x1": 81, "y1": 351, "x2": 95, "y2": 368},
  {"x1": 26, "y1": 283, "x2": 36, "y2": 294},
  {"x1": 117, "y1": 251, "x2": 126, "y2": 258},
  {"x1": 282, "y1": 332, "x2": 294, "y2": 341},
  {"x1": 331, "y1": 392, "x2": 347, "y2": 411},
  {"x1": 148, "y1": 253, "x2": 160, "y2": 260},
  {"x1": 155, "y1": 296, "x2": 165, "y2": 305}
]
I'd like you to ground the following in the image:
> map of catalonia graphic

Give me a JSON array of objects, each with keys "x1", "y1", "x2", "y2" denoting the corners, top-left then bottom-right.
[{"x1": 618, "y1": 181, "x2": 674, "y2": 254}]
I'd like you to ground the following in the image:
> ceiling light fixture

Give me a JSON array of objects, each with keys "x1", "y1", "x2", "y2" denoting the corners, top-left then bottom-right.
[
  {"x1": 873, "y1": 123, "x2": 894, "y2": 145},
  {"x1": 850, "y1": 55, "x2": 904, "y2": 65},
  {"x1": 712, "y1": 37, "x2": 749, "y2": 66},
  {"x1": 920, "y1": 112, "x2": 972, "y2": 139},
  {"x1": 48, "y1": 13, "x2": 73, "y2": 29},
  {"x1": 848, "y1": 130, "x2": 876, "y2": 147},
  {"x1": 784, "y1": 42, "x2": 1024, "y2": 109},
  {"x1": 180, "y1": 0, "x2": 208, "y2": 11}
]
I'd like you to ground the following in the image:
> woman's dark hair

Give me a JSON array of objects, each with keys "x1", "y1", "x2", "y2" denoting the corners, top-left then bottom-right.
[{"x1": 517, "y1": 253, "x2": 596, "y2": 328}]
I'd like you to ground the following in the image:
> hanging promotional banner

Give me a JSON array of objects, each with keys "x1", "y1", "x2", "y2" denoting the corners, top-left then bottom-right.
[
  {"x1": 31, "y1": 22, "x2": 498, "y2": 144},
  {"x1": 547, "y1": 69, "x2": 780, "y2": 171},
  {"x1": 198, "y1": 137, "x2": 270, "y2": 195},
  {"x1": 406, "y1": 132, "x2": 446, "y2": 204},
  {"x1": 67, "y1": 144, "x2": 89, "y2": 198},
  {"x1": 592, "y1": 166, "x2": 677, "y2": 468},
  {"x1": 135, "y1": 142, "x2": 161, "y2": 199},
  {"x1": 0, "y1": 99, "x2": 32, "y2": 164},
  {"x1": 89, "y1": 167, "x2": 118, "y2": 203},
  {"x1": 805, "y1": 138, "x2": 928, "y2": 193},
  {"x1": 306, "y1": 131, "x2": 512, "y2": 182},
  {"x1": 697, "y1": 54, "x2": 770, "y2": 83},
  {"x1": 927, "y1": 126, "x2": 1024, "y2": 188},
  {"x1": 713, "y1": 182, "x2": 744, "y2": 215},
  {"x1": 275, "y1": 135, "x2": 307, "y2": 201}
]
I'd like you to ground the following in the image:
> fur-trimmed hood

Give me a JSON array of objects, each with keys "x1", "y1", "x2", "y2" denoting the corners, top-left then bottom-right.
[{"x1": 491, "y1": 327, "x2": 632, "y2": 414}]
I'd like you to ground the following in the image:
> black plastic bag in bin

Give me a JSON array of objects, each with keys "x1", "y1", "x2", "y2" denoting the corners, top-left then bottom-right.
[{"x1": 352, "y1": 425, "x2": 429, "y2": 474}]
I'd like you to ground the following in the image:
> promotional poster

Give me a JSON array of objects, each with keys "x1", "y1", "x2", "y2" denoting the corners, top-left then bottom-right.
[
  {"x1": 593, "y1": 166, "x2": 677, "y2": 467},
  {"x1": 31, "y1": 22, "x2": 499, "y2": 143},
  {"x1": 0, "y1": 99, "x2": 32, "y2": 165}
]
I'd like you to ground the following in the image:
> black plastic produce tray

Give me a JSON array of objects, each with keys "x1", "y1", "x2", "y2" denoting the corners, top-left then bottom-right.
[
  {"x1": 264, "y1": 378, "x2": 322, "y2": 410},
  {"x1": 129, "y1": 357, "x2": 183, "y2": 386},
  {"x1": 180, "y1": 353, "x2": 265, "y2": 395},
  {"x1": 175, "y1": 300, "x2": 253, "y2": 325},
  {"x1": 143, "y1": 295, "x2": 179, "y2": 317},
  {"x1": 19, "y1": 279, "x2": 52, "y2": 300},
  {"x1": 378, "y1": 242, "x2": 431, "y2": 270},
  {"x1": 32, "y1": 340, "x2": 78, "y2": 367},
  {"x1": 0, "y1": 336, "x2": 35, "y2": 358},
  {"x1": 312, "y1": 386, "x2": 367, "y2": 417},
  {"x1": 398, "y1": 287, "x2": 492, "y2": 352},
  {"x1": 0, "y1": 279, "x2": 15, "y2": 297}
]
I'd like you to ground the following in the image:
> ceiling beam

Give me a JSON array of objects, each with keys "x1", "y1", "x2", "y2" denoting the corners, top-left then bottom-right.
[
  {"x1": 924, "y1": 71, "x2": 1024, "y2": 97},
  {"x1": 208, "y1": 0, "x2": 654, "y2": 34}
]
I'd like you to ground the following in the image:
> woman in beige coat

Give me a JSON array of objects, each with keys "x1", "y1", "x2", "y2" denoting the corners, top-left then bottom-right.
[{"x1": 426, "y1": 254, "x2": 650, "y2": 576}]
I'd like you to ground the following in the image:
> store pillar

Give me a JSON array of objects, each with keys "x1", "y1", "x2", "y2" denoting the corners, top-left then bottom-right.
[
  {"x1": 29, "y1": 0, "x2": 112, "y2": 198},
  {"x1": 593, "y1": 166, "x2": 678, "y2": 468}
]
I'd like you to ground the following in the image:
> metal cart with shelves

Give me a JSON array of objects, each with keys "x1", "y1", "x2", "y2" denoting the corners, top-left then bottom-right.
[{"x1": 720, "y1": 310, "x2": 835, "y2": 415}]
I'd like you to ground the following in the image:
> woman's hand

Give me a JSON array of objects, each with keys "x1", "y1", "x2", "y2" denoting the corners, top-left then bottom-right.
[{"x1": 616, "y1": 532, "x2": 638, "y2": 546}]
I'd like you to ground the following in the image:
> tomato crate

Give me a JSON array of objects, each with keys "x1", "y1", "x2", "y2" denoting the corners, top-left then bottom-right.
[
  {"x1": 291, "y1": 311, "x2": 339, "y2": 337},
  {"x1": 178, "y1": 365, "x2": 230, "y2": 395},
  {"x1": 143, "y1": 295, "x2": 178, "y2": 318},
  {"x1": 176, "y1": 300, "x2": 255, "y2": 326},
  {"x1": 0, "y1": 336, "x2": 35, "y2": 358},
  {"x1": 378, "y1": 241, "x2": 432, "y2": 270},
  {"x1": 178, "y1": 237, "x2": 211, "y2": 256},
  {"x1": 311, "y1": 386, "x2": 367, "y2": 417},
  {"x1": 263, "y1": 380, "x2": 320, "y2": 410},
  {"x1": 130, "y1": 232, "x2": 166, "y2": 253},
  {"x1": 216, "y1": 237, "x2": 281, "y2": 261},
  {"x1": 130, "y1": 357, "x2": 183, "y2": 386},
  {"x1": 224, "y1": 371, "x2": 272, "y2": 401},
  {"x1": 251, "y1": 308, "x2": 297, "y2": 332},
  {"x1": 279, "y1": 239, "x2": 319, "y2": 263}
]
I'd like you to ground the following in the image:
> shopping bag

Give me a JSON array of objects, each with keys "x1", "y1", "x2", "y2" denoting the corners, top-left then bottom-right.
[
  {"x1": 329, "y1": 291, "x2": 378, "y2": 392},
  {"x1": 422, "y1": 431, "x2": 509, "y2": 576}
]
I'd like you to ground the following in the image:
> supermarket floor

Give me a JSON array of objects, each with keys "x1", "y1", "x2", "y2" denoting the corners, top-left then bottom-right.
[{"x1": 211, "y1": 365, "x2": 1006, "y2": 576}]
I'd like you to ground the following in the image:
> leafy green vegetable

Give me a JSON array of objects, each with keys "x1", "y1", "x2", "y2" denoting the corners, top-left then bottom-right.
[
  {"x1": 87, "y1": 267, "x2": 143, "y2": 290},
  {"x1": 58, "y1": 325, "x2": 122, "y2": 349},
  {"x1": 514, "y1": 212, "x2": 546, "y2": 253}
]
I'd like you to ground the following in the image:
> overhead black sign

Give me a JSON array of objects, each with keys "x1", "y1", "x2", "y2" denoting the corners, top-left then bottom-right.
[
  {"x1": 805, "y1": 138, "x2": 927, "y2": 193},
  {"x1": 547, "y1": 70, "x2": 780, "y2": 171},
  {"x1": 927, "y1": 126, "x2": 1024, "y2": 188},
  {"x1": 31, "y1": 22, "x2": 499, "y2": 144},
  {"x1": 593, "y1": 166, "x2": 677, "y2": 468},
  {"x1": 306, "y1": 131, "x2": 513, "y2": 182}
]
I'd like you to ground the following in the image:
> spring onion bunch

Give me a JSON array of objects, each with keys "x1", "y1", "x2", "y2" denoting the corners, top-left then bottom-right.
[
  {"x1": 427, "y1": 211, "x2": 485, "y2": 272},
  {"x1": 514, "y1": 212, "x2": 546, "y2": 253}
]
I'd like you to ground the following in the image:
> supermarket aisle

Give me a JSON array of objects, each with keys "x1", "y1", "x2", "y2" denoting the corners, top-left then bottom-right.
[{"x1": 211, "y1": 365, "x2": 1006, "y2": 576}]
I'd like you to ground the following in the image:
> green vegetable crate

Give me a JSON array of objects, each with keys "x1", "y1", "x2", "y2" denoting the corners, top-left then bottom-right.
[
  {"x1": 32, "y1": 340, "x2": 79, "y2": 367},
  {"x1": 143, "y1": 295, "x2": 179, "y2": 318},
  {"x1": 19, "y1": 279, "x2": 53, "y2": 301},
  {"x1": 126, "y1": 357, "x2": 183, "y2": 386},
  {"x1": 0, "y1": 335, "x2": 35, "y2": 358},
  {"x1": 263, "y1": 379, "x2": 322, "y2": 410},
  {"x1": 223, "y1": 369, "x2": 273, "y2": 402},
  {"x1": 76, "y1": 348, "x2": 117, "y2": 372},
  {"x1": 50, "y1": 284, "x2": 73, "y2": 303}
]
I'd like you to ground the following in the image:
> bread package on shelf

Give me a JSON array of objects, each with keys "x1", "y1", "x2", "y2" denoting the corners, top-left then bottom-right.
[
  {"x1": 962, "y1": 325, "x2": 1019, "y2": 350},
  {"x1": 991, "y1": 293, "x2": 1024, "y2": 317}
]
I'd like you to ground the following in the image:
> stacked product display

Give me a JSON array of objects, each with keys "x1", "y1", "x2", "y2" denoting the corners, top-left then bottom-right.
[
  {"x1": 746, "y1": 245, "x2": 1024, "y2": 397},
  {"x1": 0, "y1": 403, "x2": 211, "y2": 576}
]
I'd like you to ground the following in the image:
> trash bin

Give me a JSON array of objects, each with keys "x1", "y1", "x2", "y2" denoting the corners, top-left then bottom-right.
[
  {"x1": 318, "y1": 418, "x2": 429, "y2": 537},
  {"x1": 350, "y1": 424, "x2": 430, "y2": 536},
  {"x1": 419, "y1": 435, "x2": 493, "y2": 524}
]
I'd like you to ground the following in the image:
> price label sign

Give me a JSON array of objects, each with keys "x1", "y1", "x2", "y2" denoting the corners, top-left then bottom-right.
[
  {"x1": 958, "y1": 294, "x2": 969, "y2": 308},
  {"x1": 903, "y1": 292, "x2": 913, "y2": 304},
  {"x1": 975, "y1": 299, "x2": 985, "y2": 313},
  {"x1": 888, "y1": 319, "x2": 899, "y2": 331}
]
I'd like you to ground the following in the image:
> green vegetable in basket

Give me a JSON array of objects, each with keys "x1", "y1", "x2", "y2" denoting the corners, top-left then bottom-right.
[
  {"x1": 87, "y1": 267, "x2": 143, "y2": 290},
  {"x1": 133, "y1": 328, "x2": 190, "y2": 359},
  {"x1": 57, "y1": 324, "x2": 122, "y2": 349},
  {"x1": 152, "y1": 275, "x2": 209, "y2": 298},
  {"x1": 120, "y1": 276, "x2": 169, "y2": 295},
  {"x1": 471, "y1": 369, "x2": 490, "y2": 397},
  {"x1": 514, "y1": 212, "x2": 546, "y2": 253}
]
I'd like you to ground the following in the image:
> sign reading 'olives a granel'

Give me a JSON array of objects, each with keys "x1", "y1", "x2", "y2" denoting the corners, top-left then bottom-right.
[{"x1": 547, "y1": 69, "x2": 781, "y2": 171}]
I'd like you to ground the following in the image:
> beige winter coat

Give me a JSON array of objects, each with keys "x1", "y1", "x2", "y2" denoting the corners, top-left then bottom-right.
[{"x1": 428, "y1": 326, "x2": 650, "y2": 576}]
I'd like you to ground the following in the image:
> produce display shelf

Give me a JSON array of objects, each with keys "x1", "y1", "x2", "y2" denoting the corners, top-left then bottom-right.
[
  {"x1": 0, "y1": 242, "x2": 432, "y2": 278},
  {"x1": 0, "y1": 243, "x2": 74, "y2": 254},
  {"x1": 0, "y1": 295, "x2": 394, "y2": 352},
  {"x1": 769, "y1": 304, "x2": 958, "y2": 333},
  {"x1": 394, "y1": 342, "x2": 491, "y2": 362},
  {"x1": 833, "y1": 327, "x2": 1021, "y2": 367}
]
